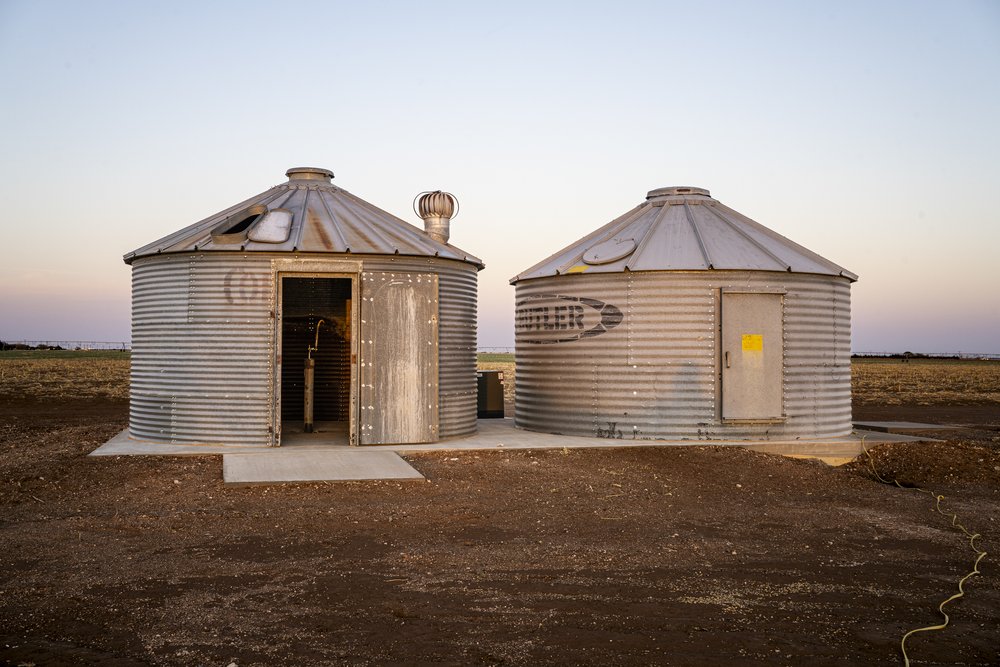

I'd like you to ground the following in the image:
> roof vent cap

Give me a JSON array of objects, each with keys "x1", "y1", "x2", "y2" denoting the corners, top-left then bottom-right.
[
  {"x1": 286, "y1": 167, "x2": 334, "y2": 183},
  {"x1": 646, "y1": 186, "x2": 711, "y2": 200},
  {"x1": 415, "y1": 190, "x2": 458, "y2": 244}
]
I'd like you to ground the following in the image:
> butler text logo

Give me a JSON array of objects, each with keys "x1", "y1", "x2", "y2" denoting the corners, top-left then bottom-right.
[{"x1": 516, "y1": 294, "x2": 623, "y2": 344}]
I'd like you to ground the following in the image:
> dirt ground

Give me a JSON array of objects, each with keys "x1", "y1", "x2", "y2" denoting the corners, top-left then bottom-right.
[{"x1": 1, "y1": 358, "x2": 999, "y2": 666}]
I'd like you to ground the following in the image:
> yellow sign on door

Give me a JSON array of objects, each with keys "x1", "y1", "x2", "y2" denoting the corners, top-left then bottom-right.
[{"x1": 742, "y1": 334, "x2": 763, "y2": 351}]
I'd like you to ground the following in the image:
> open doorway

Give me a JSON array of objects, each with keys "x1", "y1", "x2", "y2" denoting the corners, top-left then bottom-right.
[{"x1": 278, "y1": 276, "x2": 354, "y2": 445}]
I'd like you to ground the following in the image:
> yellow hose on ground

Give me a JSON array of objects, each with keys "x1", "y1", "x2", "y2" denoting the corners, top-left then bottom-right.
[{"x1": 861, "y1": 440, "x2": 988, "y2": 666}]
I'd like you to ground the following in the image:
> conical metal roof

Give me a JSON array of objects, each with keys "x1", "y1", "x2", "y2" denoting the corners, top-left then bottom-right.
[
  {"x1": 511, "y1": 186, "x2": 856, "y2": 283},
  {"x1": 125, "y1": 167, "x2": 483, "y2": 268}
]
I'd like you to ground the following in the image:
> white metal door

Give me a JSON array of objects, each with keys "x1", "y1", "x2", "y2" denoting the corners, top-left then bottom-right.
[
  {"x1": 721, "y1": 292, "x2": 784, "y2": 421},
  {"x1": 359, "y1": 272, "x2": 439, "y2": 444}
]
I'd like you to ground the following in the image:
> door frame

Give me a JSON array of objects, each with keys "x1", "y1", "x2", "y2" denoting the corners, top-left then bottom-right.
[
  {"x1": 271, "y1": 258, "x2": 362, "y2": 446},
  {"x1": 718, "y1": 288, "x2": 787, "y2": 424}
]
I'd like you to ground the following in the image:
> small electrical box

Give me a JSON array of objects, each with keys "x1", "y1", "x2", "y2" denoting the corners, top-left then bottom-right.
[{"x1": 477, "y1": 370, "x2": 505, "y2": 418}]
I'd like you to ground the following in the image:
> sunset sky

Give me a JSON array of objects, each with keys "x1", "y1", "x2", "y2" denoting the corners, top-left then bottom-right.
[{"x1": 1, "y1": 0, "x2": 998, "y2": 352}]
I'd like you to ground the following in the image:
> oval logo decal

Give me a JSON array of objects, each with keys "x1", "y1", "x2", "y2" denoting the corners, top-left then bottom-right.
[{"x1": 515, "y1": 294, "x2": 623, "y2": 344}]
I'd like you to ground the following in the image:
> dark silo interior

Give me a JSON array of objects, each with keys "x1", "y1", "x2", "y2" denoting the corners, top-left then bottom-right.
[{"x1": 280, "y1": 277, "x2": 352, "y2": 426}]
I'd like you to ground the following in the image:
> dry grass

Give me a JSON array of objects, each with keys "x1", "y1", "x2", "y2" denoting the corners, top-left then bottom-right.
[
  {"x1": 3, "y1": 352, "x2": 996, "y2": 407},
  {"x1": 0, "y1": 354, "x2": 130, "y2": 400},
  {"x1": 478, "y1": 353, "x2": 1000, "y2": 407},
  {"x1": 477, "y1": 354, "x2": 1000, "y2": 408},
  {"x1": 852, "y1": 358, "x2": 1000, "y2": 405}
]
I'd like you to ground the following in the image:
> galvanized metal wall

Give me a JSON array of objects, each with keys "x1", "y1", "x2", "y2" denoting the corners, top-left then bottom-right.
[
  {"x1": 514, "y1": 271, "x2": 852, "y2": 440},
  {"x1": 130, "y1": 253, "x2": 275, "y2": 445},
  {"x1": 130, "y1": 253, "x2": 478, "y2": 446},
  {"x1": 429, "y1": 260, "x2": 479, "y2": 438}
]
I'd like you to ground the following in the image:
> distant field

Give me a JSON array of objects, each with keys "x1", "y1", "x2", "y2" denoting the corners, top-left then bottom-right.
[
  {"x1": 0, "y1": 351, "x2": 130, "y2": 400},
  {"x1": 476, "y1": 352, "x2": 514, "y2": 364},
  {"x1": 3, "y1": 351, "x2": 996, "y2": 406},
  {"x1": 852, "y1": 357, "x2": 1000, "y2": 405},
  {"x1": 0, "y1": 349, "x2": 130, "y2": 359}
]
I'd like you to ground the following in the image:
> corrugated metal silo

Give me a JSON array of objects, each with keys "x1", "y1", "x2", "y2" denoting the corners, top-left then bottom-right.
[
  {"x1": 125, "y1": 167, "x2": 482, "y2": 447},
  {"x1": 510, "y1": 186, "x2": 857, "y2": 440}
]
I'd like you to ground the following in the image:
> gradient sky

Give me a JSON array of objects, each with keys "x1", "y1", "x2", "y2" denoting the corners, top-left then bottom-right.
[{"x1": 1, "y1": 0, "x2": 998, "y2": 352}]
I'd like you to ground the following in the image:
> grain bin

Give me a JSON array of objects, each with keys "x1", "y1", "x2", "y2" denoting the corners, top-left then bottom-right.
[
  {"x1": 124, "y1": 167, "x2": 482, "y2": 447},
  {"x1": 511, "y1": 186, "x2": 857, "y2": 440}
]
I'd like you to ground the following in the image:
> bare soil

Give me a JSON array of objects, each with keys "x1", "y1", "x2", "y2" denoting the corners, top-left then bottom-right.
[{"x1": 1, "y1": 367, "x2": 999, "y2": 665}]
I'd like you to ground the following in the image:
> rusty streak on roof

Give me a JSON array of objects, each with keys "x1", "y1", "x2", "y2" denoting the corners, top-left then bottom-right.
[{"x1": 125, "y1": 167, "x2": 483, "y2": 269}]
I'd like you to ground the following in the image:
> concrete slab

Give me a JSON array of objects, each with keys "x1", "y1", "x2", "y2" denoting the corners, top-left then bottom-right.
[
  {"x1": 90, "y1": 430, "x2": 269, "y2": 457},
  {"x1": 853, "y1": 429, "x2": 940, "y2": 444},
  {"x1": 222, "y1": 450, "x2": 424, "y2": 485},
  {"x1": 280, "y1": 421, "x2": 350, "y2": 446},
  {"x1": 853, "y1": 421, "x2": 965, "y2": 434},
  {"x1": 93, "y1": 420, "x2": 939, "y2": 469},
  {"x1": 91, "y1": 425, "x2": 351, "y2": 456},
  {"x1": 371, "y1": 421, "x2": 934, "y2": 464}
]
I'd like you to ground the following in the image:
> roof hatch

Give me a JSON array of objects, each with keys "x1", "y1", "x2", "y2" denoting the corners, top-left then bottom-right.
[
  {"x1": 248, "y1": 209, "x2": 293, "y2": 243},
  {"x1": 211, "y1": 205, "x2": 266, "y2": 244},
  {"x1": 583, "y1": 237, "x2": 637, "y2": 265}
]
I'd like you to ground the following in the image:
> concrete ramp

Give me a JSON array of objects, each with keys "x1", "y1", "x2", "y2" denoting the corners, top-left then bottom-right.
[{"x1": 223, "y1": 450, "x2": 424, "y2": 485}]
